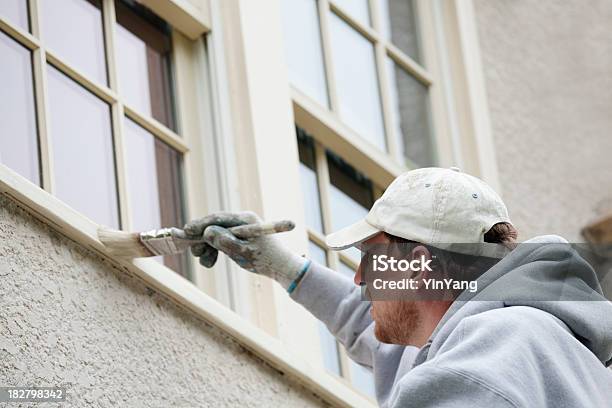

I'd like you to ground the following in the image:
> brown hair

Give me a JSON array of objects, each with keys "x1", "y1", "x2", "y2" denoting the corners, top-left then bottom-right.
[{"x1": 484, "y1": 222, "x2": 518, "y2": 250}]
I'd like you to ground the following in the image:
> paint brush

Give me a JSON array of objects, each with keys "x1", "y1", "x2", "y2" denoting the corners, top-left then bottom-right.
[{"x1": 97, "y1": 220, "x2": 295, "y2": 258}]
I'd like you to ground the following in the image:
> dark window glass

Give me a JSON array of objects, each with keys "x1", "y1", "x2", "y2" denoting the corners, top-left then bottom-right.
[
  {"x1": 327, "y1": 151, "x2": 373, "y2": 262},
  {"x1": 115, "y1": 0, "x2": 176, "y2": 130},
  {"x1": 0, "y1": 31, "x2": 39, "y2": 185},
  {"x1": 386, "y1": 57, "x2": 433, "y2": 166},
  {"x1": 46, "y1": 64, "x2": 119, "y2": 228},
  {"x1": 380, "y1": 0, "x2": 421, "y2": 63},
  {"x1": 124, "y1": 118, "x2": 187, "y2": 277},
  {"x1": 297, "y1": 128, "x2": 324, "y2": 234}
]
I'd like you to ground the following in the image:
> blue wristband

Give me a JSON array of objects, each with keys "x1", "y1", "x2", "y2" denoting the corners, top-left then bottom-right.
[{"x1": 287, "y1": 259, "x2": 312, "y2": 294}]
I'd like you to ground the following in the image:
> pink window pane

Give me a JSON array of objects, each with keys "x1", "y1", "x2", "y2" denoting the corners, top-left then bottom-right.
[
  {"x1": 0, "y1": 31, "x2": 39, "y2": 185},
  {"x1": 46, "y1": 65, "x2": 119, "y2": 228}
]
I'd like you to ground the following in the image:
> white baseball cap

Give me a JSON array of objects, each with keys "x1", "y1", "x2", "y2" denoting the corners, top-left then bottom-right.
[{"x1": 325, "y1": 167, "x2": 512, "y2": 250}]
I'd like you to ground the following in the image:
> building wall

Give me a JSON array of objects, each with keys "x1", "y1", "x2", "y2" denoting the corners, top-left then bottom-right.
[
  {"x1": 0, "y1": 195, "x2": 328, "y2": 408},
  {"x1": 474, "y1": 0, "x2": 612, "y2": 241}
]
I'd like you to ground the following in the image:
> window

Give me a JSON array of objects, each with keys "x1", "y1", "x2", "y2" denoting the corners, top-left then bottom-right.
[
  {"x1": 0, "y1": 0, "x2": 189, "y2": 278},
  {"x1": 282, "y1": 0, "x2": 435, "y2": 167},
  {"x1": 298, "y1": 127, "x2": 376, "y2": 399}
]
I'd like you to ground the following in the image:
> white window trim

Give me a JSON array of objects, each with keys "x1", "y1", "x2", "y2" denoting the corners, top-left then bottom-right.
[{"x1": 138, "y1": 0, "x2": 211, "y2": 40}]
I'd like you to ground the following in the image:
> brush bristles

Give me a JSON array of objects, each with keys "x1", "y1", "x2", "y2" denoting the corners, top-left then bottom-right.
[{"x1": 97, "y1": 227, "x2": 154, "y2": 258}]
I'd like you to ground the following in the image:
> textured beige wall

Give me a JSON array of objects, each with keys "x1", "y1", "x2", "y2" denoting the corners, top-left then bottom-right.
[
  {"x1": 0, "y1": 196, "x2": 329, "y2": 408},
  {"x1": 473, "y1": 0, "x2": 612, "y2": 241}
]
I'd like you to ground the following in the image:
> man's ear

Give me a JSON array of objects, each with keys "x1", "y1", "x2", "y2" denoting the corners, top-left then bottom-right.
[{"x1": 410, "y1": 245, "x2": 432, "y2": 281}]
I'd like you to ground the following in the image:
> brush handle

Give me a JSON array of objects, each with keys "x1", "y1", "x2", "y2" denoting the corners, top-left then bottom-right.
[
  {"x1": 172, "y1": 220, "x2": 295, "y2": 243},
  {"x1": 140, "y1": 221, "x2": 295, "y2": 256}
]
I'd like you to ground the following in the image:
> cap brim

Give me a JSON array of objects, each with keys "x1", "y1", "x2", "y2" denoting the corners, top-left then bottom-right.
[{"x1": 325, "y1": 219, "x2": 381, "y2": 250}]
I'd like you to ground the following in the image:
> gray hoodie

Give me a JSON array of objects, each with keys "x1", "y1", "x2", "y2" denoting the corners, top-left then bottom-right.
[{"x1": 290, "y1": 236, "x2": 612, "y2": 407}]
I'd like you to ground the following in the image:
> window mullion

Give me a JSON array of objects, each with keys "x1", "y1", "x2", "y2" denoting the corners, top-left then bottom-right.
[
  {"x1": 27, "y1": 0, "x2": 54, "y2": 192},
  {"x1": 369, "y1": 0, "x2": 399, "y2": 161},
  {"x1": 110, "y1": 102, "x2": 131, "y2": 230},
  {"x1": 28, "y1": 0, "x2": 41, "y2": 37},
  {"x1": 102, "y1": 0, "x2": 119, "y2": 91},
  {"x1": 375, "y1": 42, "x2": 399, "y2": 162},
  {"x1": 102, "y1": 0, "x2": 130, "y2": 230},
  {"x1": 32, "y1": 52, "x2": 54, "y2": 194},
  {"x1": 317, "y1": 0, "x2": 339, "y2": 113}
]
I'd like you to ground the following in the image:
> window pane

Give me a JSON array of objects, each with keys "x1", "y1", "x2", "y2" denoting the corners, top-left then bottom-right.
[
  {"x1": 0, "y1": 0, "x2": 29, "y2": 31},
  {"x1": 115, "y1": 0, "x2": 175, "y2": 130},
  {"x1": 41, "y1": 0, "x2": 107, "y2": 85},
  {"x1": 333, "y1": 0, "x2": 370, "y2": 27},
  {"x1": 281, "y1": 0, "x2": 328, "y2": 107},
  {"x1": 386, "y1": 57, "x2": 433, "y2": 167},
  {"x1": 308, "y1": 241, "x2": 342, "y2": 376},
  {"x1": 46, "y1": 65, "x2": 118, "y2": 227},
  {"x1": 380, "y1": 0, "x2": 421, "y2": 62},
  {"x1": 308, "y1": 240, "x2": 327, "y2": 266},
  {"x1": 349, "y1": 360, "x2": 376, "y2": 398},
  {"x1": 338, "y1": 262, "x2": 355, "y2": 280},
  {"x1": 124, "y1": 118, "x2": 188, "y2": 277},
  {"x1": 327, "y1": 152, "x2": 373, "y2": 230},
  {"x1": 329, "y1": 13, "x2": 386, "y2": 151},
  {"x1": 327, "y1": 151, "x2": 373, "y2": 262},
  {"x1": 297, "y1": 129, "x2": 324, "y2": 234},
  {"x1": 0, "y1": 31, "x2": 39, "y2": 185}
]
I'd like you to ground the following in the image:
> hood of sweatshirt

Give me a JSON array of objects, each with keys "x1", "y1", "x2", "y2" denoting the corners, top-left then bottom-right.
[{"x1": 416, "y1": 235, "x2": 612, "y2": 368}]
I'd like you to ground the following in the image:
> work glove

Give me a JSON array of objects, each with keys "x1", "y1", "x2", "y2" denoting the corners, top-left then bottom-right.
[{"x1": 183, "y1": 211, "x2": 311, "y2": 291}]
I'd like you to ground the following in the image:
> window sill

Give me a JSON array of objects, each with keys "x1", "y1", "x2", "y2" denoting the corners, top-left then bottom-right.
[
  {"x1": 0, "y1": 164, "x2": 375, "y2": 408},
  {"x1": 291, "y1": 86, "x2": 407, "y2": 189}
]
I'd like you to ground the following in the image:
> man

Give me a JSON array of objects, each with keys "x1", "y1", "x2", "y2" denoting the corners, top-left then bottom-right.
[{"x1": 185, "y1": 167, "x2": 612, "y2": 407}]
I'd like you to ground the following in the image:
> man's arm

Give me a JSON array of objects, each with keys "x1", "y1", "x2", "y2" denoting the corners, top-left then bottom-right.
[
  {"x1": 289, "y1": 261, "x2": 379, "y2": 367},
  {"x1": 183, "y1": 212, "x2": 389, "y2": 368}
]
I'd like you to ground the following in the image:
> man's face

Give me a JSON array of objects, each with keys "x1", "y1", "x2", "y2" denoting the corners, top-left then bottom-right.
[{"x1": 355, "y1": 233, "x2": 422, "y2": 344}]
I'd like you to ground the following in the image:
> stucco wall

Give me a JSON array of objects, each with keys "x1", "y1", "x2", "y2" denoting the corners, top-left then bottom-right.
[
  {"x1": 474, "y1": 0, "x2": 612, "y2": 241},
  {"x1": 0, "y1": 195, "x2": 329, "y2": 407}
]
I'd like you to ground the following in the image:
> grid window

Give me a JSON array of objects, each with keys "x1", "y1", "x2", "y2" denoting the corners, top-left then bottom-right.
[
  {"x1": 0, "y1": 31, "x2": 39, "y2": 185},
  {"x1": 40, "y1": 0, "x2": 108, "y2": 85},
  {"x1": 281, "y1": 0, "x2": 328, "y2": 108},
  {"x1": 282, "y1": 0, "x2": 435, "y2": 167},
  {"x1": 0, "y1": 0, "x2": 29, "y2": 32},
  {"x1": 297, "y1": 127, "x2": 376, "y2": 398},
  {"x1": 0, "y1": 0, "x2": 189, "y2": 277}
]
